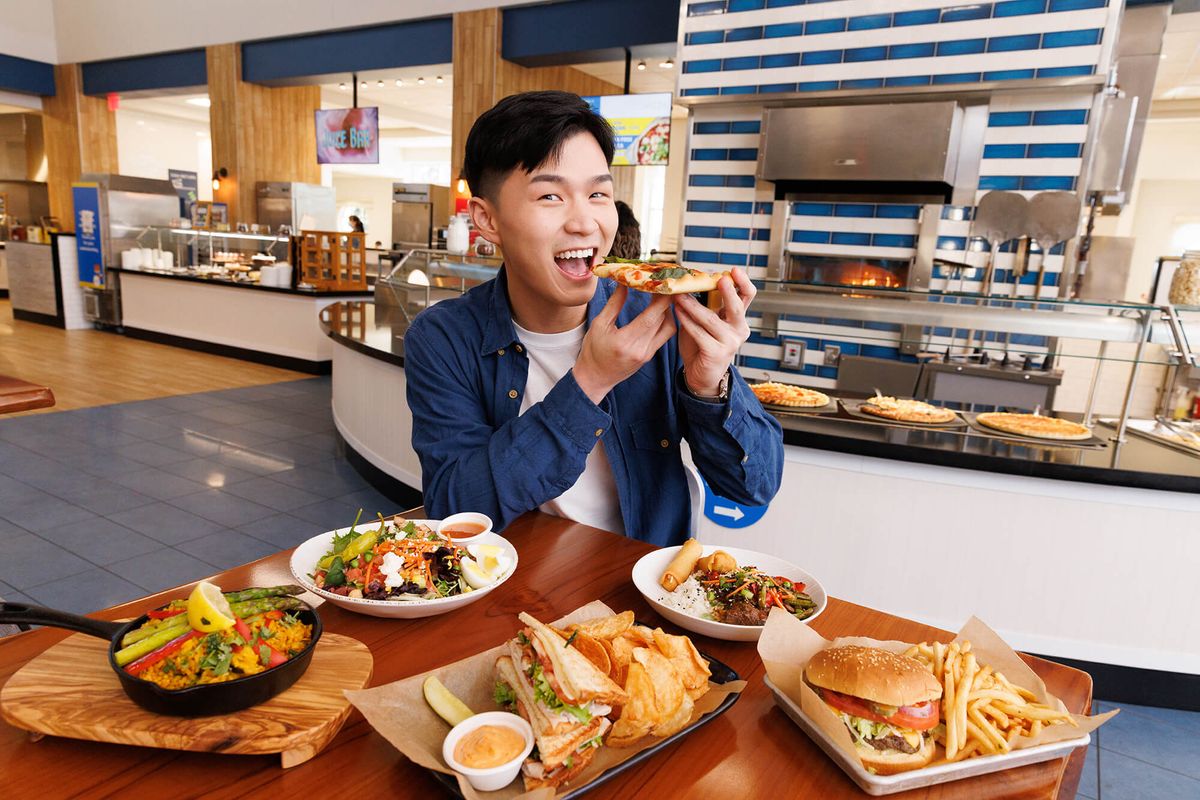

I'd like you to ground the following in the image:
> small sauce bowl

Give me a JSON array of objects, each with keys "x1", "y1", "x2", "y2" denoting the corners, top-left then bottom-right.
[
  {"x1": 437, "y1": 512, "x2": 494, "y2": 544},
  {"x1": 442, "y1": 711, "x2": 534, "y2": 792}
]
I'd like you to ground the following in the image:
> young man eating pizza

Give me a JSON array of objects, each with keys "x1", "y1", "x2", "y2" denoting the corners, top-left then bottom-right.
[{"x1": 404, "y1": 91, "x2": 783, "y2": 546}]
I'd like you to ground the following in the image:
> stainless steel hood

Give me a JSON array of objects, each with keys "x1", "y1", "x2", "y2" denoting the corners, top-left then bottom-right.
[{"x1": 758, "y1": 102, "x2": 963, "y2": 198}]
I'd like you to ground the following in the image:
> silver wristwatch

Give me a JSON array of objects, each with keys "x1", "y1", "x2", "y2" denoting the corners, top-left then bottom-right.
[{"x1": 682, "y1": 366, "x2": 730, "y2": 402}]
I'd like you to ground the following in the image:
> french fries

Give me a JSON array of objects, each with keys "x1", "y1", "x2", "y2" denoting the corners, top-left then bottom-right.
[{"x1": 902, "y1": 640, "x2": 1076, "y2": 763}]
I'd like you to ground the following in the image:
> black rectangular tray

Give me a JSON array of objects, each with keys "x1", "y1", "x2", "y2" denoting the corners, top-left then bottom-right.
[{"x1": 429, "y1": 640, "x2": 741, "y2": 799}]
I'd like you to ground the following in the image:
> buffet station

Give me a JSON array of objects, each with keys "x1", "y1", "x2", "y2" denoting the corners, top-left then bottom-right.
[
  {"x1": 0, "y1": 508, "x2": 1108, "y2": 798},
  {"x1": 75, "y1": 174, "x2": 372, "y2": 373}
]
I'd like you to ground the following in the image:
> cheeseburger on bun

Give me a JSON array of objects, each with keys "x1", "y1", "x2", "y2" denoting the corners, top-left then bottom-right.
[{"x1": 805, "y1": 645, "x2": 943, "y2": 775}]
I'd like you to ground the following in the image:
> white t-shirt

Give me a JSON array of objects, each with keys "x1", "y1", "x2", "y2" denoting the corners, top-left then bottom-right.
[{"x1": 513, "y1": 320, "x2": 625, "y2": 535}]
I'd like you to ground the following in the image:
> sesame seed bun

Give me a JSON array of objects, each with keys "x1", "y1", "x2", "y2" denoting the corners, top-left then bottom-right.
[{"x1": 805, "y1": 645, "x2": 942, "y2": 708}]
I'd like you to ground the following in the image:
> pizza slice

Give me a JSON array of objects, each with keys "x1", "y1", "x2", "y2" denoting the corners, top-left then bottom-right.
[{"x1": 592, "y1": 258, "x2": 731, "y2": 295}]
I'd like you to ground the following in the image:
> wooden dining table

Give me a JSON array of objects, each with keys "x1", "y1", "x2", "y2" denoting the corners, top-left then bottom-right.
[{"x1": 0, "y1": 510, "x2": 1091, "y2": 799}]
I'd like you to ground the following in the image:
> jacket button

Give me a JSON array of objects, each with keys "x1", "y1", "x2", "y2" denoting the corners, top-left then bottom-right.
[
  {"x1": 660, "y1": 439, "x2": 669, "y2": 448},
  {"x1": 508, "y1": 389, "x2": 518, "y2": 399},
  {"x1": 595, "y1": 428, "x2": 603, "y2": 437},
  {"x1": 515, "y1": 344, "x2": 523, "y2": 353},
  {"x1": 497, "y1": 348, "x2": 506, "y2": 356}
]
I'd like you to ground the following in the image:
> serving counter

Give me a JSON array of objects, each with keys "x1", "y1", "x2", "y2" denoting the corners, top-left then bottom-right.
[
  {"x1": 0, "y1": 510, "x2": 1092, "y2": 799},
  {"x1": 113, "y1": 266, "x2": 371, "y2": 374},
  {"x1": 4, "y1": 237, "x2": 89, "y2": 329},
  {"x1": 320, "y1": 298, "x2": 1200, "y2": 698}
]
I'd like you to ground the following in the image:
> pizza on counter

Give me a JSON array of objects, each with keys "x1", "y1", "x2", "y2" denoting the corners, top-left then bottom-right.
[
  {"x1": 975, "y1": 412, "x2": 1093, "y2": 441},
  {"x1": 592, "y1": 259, "x2": 731, "y2": 295},
  {"x1": 860, "y1": 395, "x2": 957, "y2": 424},
  {"x1": 750, "y1": 381, "x2": 831, "y2": 408}
]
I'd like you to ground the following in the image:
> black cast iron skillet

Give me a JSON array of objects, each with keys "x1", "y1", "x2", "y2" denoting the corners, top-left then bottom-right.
[{"x1": 0, "y1": 600, "x2": 322, "y2": 717}]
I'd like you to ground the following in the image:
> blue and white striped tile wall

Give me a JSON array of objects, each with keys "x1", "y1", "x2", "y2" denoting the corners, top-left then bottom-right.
[{"x1": 678, "y1": 0, "x2": 1118, "y2": 97}]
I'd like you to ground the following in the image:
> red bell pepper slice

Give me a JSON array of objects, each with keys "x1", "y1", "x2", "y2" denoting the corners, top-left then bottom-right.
[
  {"x1": 124, "y1": 630, "x2": 203, "y2": 675},
  {"x1": 146, "y1": 607, "x2": 186, "y2": 620}
]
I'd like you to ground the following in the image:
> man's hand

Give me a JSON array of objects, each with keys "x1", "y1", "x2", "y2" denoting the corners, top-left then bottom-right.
[
  {"x1": 574, "y1": 286, "x2": 677, "y2": 404},
  {"x1": 673, "y1": 267, "x2": 756, "y2": 397}
]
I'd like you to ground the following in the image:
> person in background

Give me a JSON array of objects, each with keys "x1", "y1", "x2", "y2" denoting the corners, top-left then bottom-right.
[
  {"x1": 611, "y1": 200, "x2": 641, "y2": 260},
  {"x1": 348, "y1": 215, "x2": 365, "y2": 233}
]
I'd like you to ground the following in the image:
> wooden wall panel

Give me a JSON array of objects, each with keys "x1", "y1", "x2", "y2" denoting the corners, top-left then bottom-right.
[
  {"x1": 450, "y1": 8, "x2": 622, "y2": 217},
  {"x1": 208, "y1": 44, "x2": 321, "y2": 225},
  {"x1": 40, "y1": 64, "x2": 118, "y2": 230}
]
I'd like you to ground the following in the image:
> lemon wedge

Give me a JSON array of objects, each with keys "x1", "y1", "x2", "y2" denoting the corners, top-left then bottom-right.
[
  {"x1": 187, "y1": 581, "x2": 235, "y2": 632},
  {"x1": 423, "y1": 675, "x2": 475, "y2": 727}
]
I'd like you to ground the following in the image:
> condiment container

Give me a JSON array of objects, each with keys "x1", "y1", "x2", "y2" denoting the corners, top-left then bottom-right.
[
  {"x1": 447, "y1": 213, "x2": 470, "y2": 255},
  {"x1": 442, "y1": 712, "x2": 534, "y2": 792},
  {"x1": 1169, "y1": 252, "x2": 1200, "y2": 307},
  {"x1": 436, "y1": 512, "x2": 494, "y2": 543}
]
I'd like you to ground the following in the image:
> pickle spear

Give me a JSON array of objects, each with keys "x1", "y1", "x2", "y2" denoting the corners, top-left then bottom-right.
[{"x1": 423, "y1": 675, "x2": 475, "y2": 726}]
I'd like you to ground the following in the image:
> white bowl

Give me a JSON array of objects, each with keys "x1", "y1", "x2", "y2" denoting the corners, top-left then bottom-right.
[
  {"x1": 289, "y1": 519, "x2": 518, "y2": 619},
  {"x1": 632, "y1": 544, "x2": 827, "y2": 642},
  {"x1": 436, "y1": 511, "x2": 494, "y2": 545},
  {"x1": 442, "y1": 711, "x2": 534, "y2": 792}
]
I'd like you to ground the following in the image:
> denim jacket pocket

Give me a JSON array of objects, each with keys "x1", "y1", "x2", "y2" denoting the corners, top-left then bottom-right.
[{"x1": 630, "y1": 413, "x2": 680, "y2": 452}]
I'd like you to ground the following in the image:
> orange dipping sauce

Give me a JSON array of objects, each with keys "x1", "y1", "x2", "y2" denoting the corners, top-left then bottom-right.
[
  {"x1": 442, "y1": 522, "x2": 488, "y2": 538},
  {"x1": 454, "y1": 724, "x2": 525, "y2": 769}
]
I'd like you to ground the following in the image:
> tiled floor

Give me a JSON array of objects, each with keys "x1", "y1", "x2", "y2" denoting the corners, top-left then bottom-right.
[
  {"x1": 2, "y1": 376, "x2": 1199, "y2": 797},
  {"x1": 0, "y1": 377, "x2": 405, "y2": 612}
]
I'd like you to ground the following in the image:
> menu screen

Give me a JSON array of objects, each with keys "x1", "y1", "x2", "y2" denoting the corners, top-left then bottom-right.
[
  {"x1": 583, "y1": 93, "x2": 672, "y2": 166},
  {"x1": 315, "y1": 107, "x2": 380, "y2": 164}
]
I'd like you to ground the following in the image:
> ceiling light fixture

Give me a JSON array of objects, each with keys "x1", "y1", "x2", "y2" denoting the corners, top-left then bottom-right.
[
  {"x1": 395, "y1": 78, "x2": 403, "y2": 87},
  {"x1": 185, "y1": 96, "x2": 211, "y2": 108},
  {"x1": 659, "y1": 58, "x2": 674, "y2": 69},
  {"x1": 637, "y1": 60, "x2": 646, "y2": 71},
  {"x1": 436, "y1": 75, "x2": 443, "y2": 84},
  {"x1": 339, "y1": 82, "x2": 347, "y2": 90},
  {"x1": 376, "y1": 80, "x2": 384, "y2": 88},
  {"x1": 360, "y1": 80, "x2": 367, "y2": 89},
  {"x1": 417, "y1": 77, "x2": 425, "y2": 85}
]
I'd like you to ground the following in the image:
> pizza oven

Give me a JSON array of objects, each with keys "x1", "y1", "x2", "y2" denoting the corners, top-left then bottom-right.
[{"x1": 783, "y1": 253, "x2": 911, "y2": 290}]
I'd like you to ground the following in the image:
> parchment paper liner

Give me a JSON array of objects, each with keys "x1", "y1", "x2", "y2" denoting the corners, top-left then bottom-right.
[
  {"x1": 346, "y1": 600, "x2": 745, "y2": 799},
  {"x1": 757, "y1": 608, "x2": 1115, "y2": 773}
]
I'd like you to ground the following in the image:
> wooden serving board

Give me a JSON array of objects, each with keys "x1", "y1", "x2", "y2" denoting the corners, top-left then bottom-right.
[{"x1": 0, "y1": 631, "x2": 372, "y2": 768}]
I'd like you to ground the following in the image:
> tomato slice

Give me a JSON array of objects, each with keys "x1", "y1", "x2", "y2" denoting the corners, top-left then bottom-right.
[{"x1": 820, "y1": 689, "x2": 940, "y2": 732}]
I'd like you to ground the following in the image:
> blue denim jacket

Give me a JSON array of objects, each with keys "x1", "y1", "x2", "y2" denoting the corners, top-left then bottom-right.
[{"x1": 404, "y1": 268, "x2": 784, "y2": 547}]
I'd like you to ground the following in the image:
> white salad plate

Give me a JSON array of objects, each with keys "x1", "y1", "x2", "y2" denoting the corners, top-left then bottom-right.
[
  {"x1": 631, "y1": 544, "x2": 826, "y2": 642},
  {"x1": 290, "y1": 519, "x2": 518, "y2": 619}
]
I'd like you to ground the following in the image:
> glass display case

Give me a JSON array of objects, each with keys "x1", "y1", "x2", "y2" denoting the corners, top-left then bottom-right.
[{"x1": 374, "y1": 248, "x2": 502, "y2": 323}]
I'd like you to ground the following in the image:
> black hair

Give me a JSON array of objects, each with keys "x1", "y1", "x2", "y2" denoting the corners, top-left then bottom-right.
[
  {"x1": 611, "y1": 200, "x2": 641, "y2": 260},
  {"x1": 463, "y1": 90, "x2": 615, "y2": 201}
]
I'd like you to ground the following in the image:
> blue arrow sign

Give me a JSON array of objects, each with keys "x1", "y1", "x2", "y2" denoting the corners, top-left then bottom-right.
[{"x1": 700, "y1": 476, "x2": 769, "y2": 529}]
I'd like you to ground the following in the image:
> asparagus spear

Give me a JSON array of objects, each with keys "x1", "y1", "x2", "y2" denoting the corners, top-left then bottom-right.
[
  {"x1": 223, "y1": 585, "x2": 305, "y2": 604},
  {"x1": 119, "y1": 596, "x2": 304, "y2": 648}
]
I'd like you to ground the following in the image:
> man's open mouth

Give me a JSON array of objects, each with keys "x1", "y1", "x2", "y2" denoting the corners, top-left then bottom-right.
[{"x1": 553, "y1": 247, "x2": 598, "y2": 280}]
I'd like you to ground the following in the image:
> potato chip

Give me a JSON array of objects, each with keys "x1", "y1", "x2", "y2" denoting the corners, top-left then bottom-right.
[
  {"x1": 569, "y1": 632, "x2": 611, "y2": 676},
  {"x1": 652, "y1": 628, "x2": 711, "y2": 696},
  {"x1": 565, "y1": 610, "x2": 635, "y2": 641},
  {"x1": 608, "y1": 635, "x2": 636, "y2": 686},
  {"x1": 607, "y1": 662, "x2": 656, "y2": 748},
  {"x1": 621, "y1": 625, "x2": 655, "y2": 649},
  {"x1": 651, "y1": 686, "x2": 694, "y2": 738},
  {"x1": 632, "y1": 647, "x2": 685, "y2": 722}
]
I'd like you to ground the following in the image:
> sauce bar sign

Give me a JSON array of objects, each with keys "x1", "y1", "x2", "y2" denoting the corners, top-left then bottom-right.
[{"x1": 315, "y1": 107, "x2": 380, "y2": 165}]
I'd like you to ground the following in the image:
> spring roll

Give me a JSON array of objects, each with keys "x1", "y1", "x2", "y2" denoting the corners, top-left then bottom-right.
[{"x1": 660, "y1": 539, "x2": 703, "y2": 591}]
